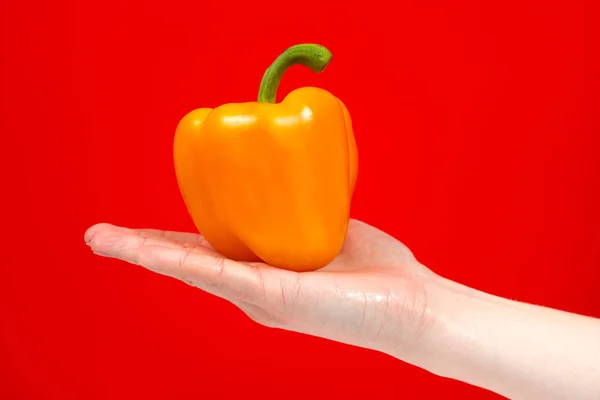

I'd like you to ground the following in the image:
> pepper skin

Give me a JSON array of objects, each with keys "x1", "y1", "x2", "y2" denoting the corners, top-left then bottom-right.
[{"x1": 173, "y1": 44, "x2": 358, "y2": 272}]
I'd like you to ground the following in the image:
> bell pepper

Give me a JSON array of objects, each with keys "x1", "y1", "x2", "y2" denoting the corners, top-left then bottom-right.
[{"x1": 173, "y1": 44, "x2": 358, "y2": 272}]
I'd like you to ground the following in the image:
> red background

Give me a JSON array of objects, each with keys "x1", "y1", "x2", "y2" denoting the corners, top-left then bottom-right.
[{"x1": 1, "y1": 0, "x2": 599, "y2": 398}]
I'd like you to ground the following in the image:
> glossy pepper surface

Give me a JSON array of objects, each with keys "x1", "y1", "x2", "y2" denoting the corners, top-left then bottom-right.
[{"x1": 173, "y1": 44, "x2": 358, "y2": 272}]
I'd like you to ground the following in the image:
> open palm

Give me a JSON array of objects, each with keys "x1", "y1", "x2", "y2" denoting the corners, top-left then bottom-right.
[{"x1": 85, "y1": 219, "x2": 435, "y2": 358}]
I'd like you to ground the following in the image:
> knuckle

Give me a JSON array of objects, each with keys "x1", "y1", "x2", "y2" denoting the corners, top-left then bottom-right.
[
  {"x1": 177, "y1": 246, "x2": 196, "y2": 285},
  {"x1": 290, "y1": 274, "x2": 304, "y2": 307},
  {"x1": 213, "y1": 256, "x2": 226, "y2": 278},
  {"x1": 250, "y1": 265, "x2": 266, "y2": 300},
  {"x1": 135, "y1": 236, "x2": 149, "y2": 264}
]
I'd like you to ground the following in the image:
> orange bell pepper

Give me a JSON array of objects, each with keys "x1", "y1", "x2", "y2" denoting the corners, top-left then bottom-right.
[{"x1": 173, "y1": 44, "x2": 358, "y2": 272}]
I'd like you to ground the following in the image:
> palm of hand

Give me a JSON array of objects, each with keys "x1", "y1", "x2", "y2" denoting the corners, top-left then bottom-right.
[{"x1": 85, "y1": 219, "x2": 434, "y2": 356}]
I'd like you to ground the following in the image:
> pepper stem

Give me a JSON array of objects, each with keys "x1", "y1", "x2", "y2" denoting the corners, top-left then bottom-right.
[{"x1": 257, "y1": 44, "x2": 333, "y2": 103}]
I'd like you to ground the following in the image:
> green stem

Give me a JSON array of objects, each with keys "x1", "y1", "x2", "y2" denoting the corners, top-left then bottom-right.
[{"x1": 257, "y1": 44, "x2": 333, "y2": 103}]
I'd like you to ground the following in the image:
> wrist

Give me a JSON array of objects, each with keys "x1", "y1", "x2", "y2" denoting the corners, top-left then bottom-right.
[
  {"x1": 387, "y1": 266, "x2": 600, "y2": 400},
  {"x1": 383, "y1": 271, "x2": 480, "y2": 372},
  {"x1": 393, "y1": 271, "x2": 600, "y2": 399},
  {"x1": 405, "y1": 274, "x2": 487, "y2": 375},
  {"x1": 382, "y1": 270, "x2": 504, "y2": 378}
]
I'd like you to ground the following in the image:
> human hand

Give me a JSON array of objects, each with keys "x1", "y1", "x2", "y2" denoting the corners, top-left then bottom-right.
[
  {"x1": 84, "y1": 218, "x2": 600, "y2": 399},
  {"x1": 84, "y1": 219, "x2": 437, "y2": 360}
]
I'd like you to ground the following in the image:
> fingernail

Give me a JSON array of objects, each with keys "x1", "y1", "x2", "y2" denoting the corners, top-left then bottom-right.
[{"x1": 84, "y1": 230, "x2": 96, "y2": 246}]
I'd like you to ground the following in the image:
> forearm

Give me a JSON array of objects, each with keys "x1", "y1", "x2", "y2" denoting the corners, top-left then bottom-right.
[{"x1": 404, "y1": 275, "x2": 600, "y2": 399}]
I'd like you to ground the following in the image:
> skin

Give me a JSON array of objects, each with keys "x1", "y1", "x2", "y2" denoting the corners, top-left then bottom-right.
[{"x1": 85, "y1": 219, "x2": 600, "y2": 400}]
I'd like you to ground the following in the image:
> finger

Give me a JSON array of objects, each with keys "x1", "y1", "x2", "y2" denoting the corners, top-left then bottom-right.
[
  {"x1": 135, "y1": 228, "x2": 216, "y2": 250},
  {"x1": 85, "y1": 223, "x2": 220, "y2": 260},
  {"x1": 138, "y1": 245, "x2": 267, "y2": 303},
  {"x1": 85, "y1": 223, "x2": 297, "y2": 305},
  {"x1": 85, "y1": 223, "x2": 215, "y2": 249}
]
